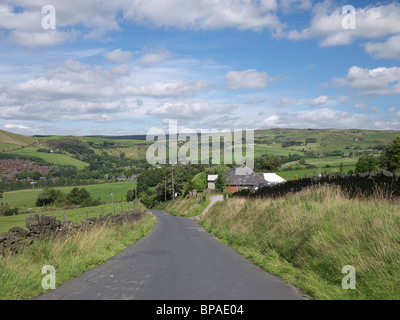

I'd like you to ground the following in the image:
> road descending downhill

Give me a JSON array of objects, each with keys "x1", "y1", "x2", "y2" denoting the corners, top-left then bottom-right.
[{"x1": 36, "y1": 210, "x2": 306, "y2": 300}]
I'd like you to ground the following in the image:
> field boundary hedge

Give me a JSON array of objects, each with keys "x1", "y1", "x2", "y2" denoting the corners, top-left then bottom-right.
[{"x1": 233, "y1": 171, "x2": 400, "y2": 199}]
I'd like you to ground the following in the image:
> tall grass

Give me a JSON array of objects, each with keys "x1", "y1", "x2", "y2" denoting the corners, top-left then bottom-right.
[
  {"x1": 0, "y1": 211, "x2": 156, "y2": 300},
  {"x1": 200, "y1": 186, "x2": 400, "y2": 300},
  {"x1": 161, "y1": 196, "x2": 211, "y2": 218}
]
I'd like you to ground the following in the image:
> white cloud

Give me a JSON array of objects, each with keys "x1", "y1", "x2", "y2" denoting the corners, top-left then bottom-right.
[
  {"x1": 286, "y1": 2, "x2": 400, "y2": 47},
  {"x1": 121, "y1": 81, "x2": 209, "y2": 98},
  {"x1": 275, "y1": 96, "x2": 298, "y2": 107},
  {"x1": 104, "y1": 49, "x2": 134, "y2": 64},
  {"x1": 333, "y1": 66, "x2": 400, "y2": 96},
  {"x1": 7, "y1": 60, "x2": 127, "y2": 101},
  {"x1": 354, "y1": 103, "x2": 380, "y2": 114},
  {"x1": 0, "y1": 1, "x2": 125, "y2": 46},
  {"x1": 140, "y1": 48, "x2": 173, "y2": 67},
  {"x1": 0, "y1": 0, "x2": 287, "y2": 47},
  {"x1": 225, "y1": 69, "x2": 270, "y2": 90},
  {"x1": 363, "y1": 35, "x2": 400, "y2": 60},
  {"x1": 308, "y1": 95, "x2": 329, "y2": 107},
  {"x1": 147, "y1": 102, "x2": 237, "y2": 119},
  {"x1": 261, "y1": 108, "x2": 395, "y2": 130},
  {"x1": 244, "y1": 96, "x2": 268, "y2": 105},
  {"x1": 4, "y1": 124, "x2": 30, "y2": 130},
  {"x1": 124, "y1": 0, "x2": 284, "y2": 32}
]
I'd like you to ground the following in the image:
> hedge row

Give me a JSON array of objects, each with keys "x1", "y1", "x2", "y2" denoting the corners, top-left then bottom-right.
[{"x1": 233, "y1": 171, "x2": 400, "y2": 199}]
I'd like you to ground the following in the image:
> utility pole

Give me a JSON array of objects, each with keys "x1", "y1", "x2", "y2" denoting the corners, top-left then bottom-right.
[
  {"x1": 135, "y1": 181, "x2": 138, "y2": 207},
  {"x1": 164, "y1": 171, "x2": 167, "y2": 202},
  {"x1": 171, "y1": 166, "x2": 175, "y2": 201}
]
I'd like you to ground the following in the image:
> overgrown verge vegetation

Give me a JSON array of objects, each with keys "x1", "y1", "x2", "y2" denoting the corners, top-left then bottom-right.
[
  {"x1": 157, "y1": 196, "x2": 211, "y2": 218},
  {"x1": 200, "y1": 187, "x2": 400, "y2": 300},
  {"x1": 0, "y1": 208, "x2": 156, "y2": 300}
]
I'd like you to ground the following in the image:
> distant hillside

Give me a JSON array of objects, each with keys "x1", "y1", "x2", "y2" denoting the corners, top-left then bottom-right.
[
  {"x1": 85, "y1": 135, "x2": 148, "y2": 141},
  {"x1": 2, "y1": 128, "x2": 400, "y2": 178},
  {"x1": 0, "y1": 129, "x2": 36, "y2": 152},
  {"x1": 0, "y1": 129, "x2": 35, "y2": 146}
]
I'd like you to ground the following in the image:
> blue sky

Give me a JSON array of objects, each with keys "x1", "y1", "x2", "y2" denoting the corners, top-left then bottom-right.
[{"x1": 0, "y1": 0, "x2": 400, "y2": 136}]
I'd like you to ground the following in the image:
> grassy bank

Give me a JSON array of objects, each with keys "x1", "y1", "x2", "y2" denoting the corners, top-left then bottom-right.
[
  {"x1": 159, "y1": 196, "x2": 211, "y2": 218},
  {"x1": 0, "y1": 209, "x2": 157, "y2": 300},
  {"x1": 200, "y1": 187, "x2": 400, "y2": 300}
]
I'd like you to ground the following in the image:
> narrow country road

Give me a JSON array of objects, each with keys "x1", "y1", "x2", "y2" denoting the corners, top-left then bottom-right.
[{"x1": 36, "y1": 210, "x2": 305, "y2": 300}]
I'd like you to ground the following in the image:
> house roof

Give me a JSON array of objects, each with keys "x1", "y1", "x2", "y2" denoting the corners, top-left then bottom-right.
[
  {"x1": 207, "y1": 175, "x2": 219, "y2": 182},
  {"x1": 226, "y1": 165, "x2": 267, "y2": 186}
]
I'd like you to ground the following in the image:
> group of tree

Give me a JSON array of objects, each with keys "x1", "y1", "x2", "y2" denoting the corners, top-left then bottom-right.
[
  {"x1": 356, "y1": 136, "x2": 400, "y2": 173},
  {"x1": 134, "y1": 164, "x2": 234, "y2": 208},
  {"x1": 254, "y1": 155, "x2": 280, "y2": 171},
  {"x1": 35, "y1": 187, "x2": 102, "y2": 207}
]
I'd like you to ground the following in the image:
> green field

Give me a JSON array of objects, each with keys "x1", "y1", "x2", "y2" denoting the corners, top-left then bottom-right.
[
  {"x1": 0, "y1": 202, "x2": 138, "y2": 234},
  {"x1": 277, "y1": 166, "x2": 356, "y2": 180},
  {"x1": 2, "y1": 181, "x2": 136, "y2": 209},
  {"x1": 12, "y1": 147, "x2": 89, "y2": 169}
]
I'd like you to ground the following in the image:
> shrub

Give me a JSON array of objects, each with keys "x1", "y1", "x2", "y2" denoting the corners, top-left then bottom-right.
[
  {"x1": 0, "y1": 205, "x2": 18, "y2": 216},
  {"x1": 355, "y1": 155, "x2": 379, "y2": 173},
  {"x1": 126, "y1": 189, "x2": 135, "y2": 202},
  {"x1": 36, "y1": 188, "x2": 64, "y2": 207}
]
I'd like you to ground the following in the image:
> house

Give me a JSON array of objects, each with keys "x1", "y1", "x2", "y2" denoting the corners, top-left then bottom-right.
[
  {"x1": 207, "y1": 175, "x2": 219, "y2": 190},
  {"x1": 225, "y1": 164, "x2": 268, "y2": 193}
]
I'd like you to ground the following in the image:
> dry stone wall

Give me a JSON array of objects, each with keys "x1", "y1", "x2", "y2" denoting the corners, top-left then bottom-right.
[{"x1": 0, "y1": 209, "x2": 145, "y2": 256}]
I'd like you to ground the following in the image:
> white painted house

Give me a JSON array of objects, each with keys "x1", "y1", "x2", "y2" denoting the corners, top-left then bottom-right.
[{"x1": 207, "y1": 175, "x2": 219, "y2": 190}]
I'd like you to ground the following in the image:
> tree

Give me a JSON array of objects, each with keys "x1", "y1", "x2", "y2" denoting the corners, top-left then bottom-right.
[
  {"x1": 386, "y1": 136, "x2": 400, "y2": 172},
  {"x1": 355, "y1": 155, "x2": 379, "y2": 173},
  {"x1": 254, "y1": 155, "x2": 281, "y2": 171},
  {"x1": 126, "y1": 189, "x2": 135, "y2": 202},
  {"x1": 215, "y1": 175, "x2": 225, "y2": 192},
  {"x1": 67, "y1": 187, "x2": 92, "y2": 206},
  {"x1": 36, "y1": 188, "x2": 64, "y2": 207},
  {"x1": 191, "y1": 172, "x2": 207, "y2": 191}
]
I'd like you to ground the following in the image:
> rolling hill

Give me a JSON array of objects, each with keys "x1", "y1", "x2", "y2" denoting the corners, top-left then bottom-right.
[
  {"x1": 0, "y1": 129, "x2": 36, "y2": 152},
  {"x1": 1, "y1": 128, "x2": 399, "y2": 177}
]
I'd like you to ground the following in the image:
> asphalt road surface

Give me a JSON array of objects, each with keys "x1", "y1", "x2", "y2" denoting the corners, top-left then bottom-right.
[{"x1": 36, "y1": 210, "x2": 305, "y2": 300}]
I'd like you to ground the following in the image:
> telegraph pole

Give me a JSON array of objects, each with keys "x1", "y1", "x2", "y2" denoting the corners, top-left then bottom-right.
[
  {"x1": 164, "y1": 171, "x2": 167, "y2": 202},
  {"x1": 172, "y1": 166, "x2": 175, "y2": 201},
  {"x1": 135, "y1": 181, "x2": 138, "y2": 206}
]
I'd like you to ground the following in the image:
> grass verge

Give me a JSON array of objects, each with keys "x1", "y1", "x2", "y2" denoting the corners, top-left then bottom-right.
[
  {"x1": 0, "y1": 202, "x2": 140, "y2": 234},
  {"x1": 159, "y1": 196, "x2": 211, "y2": 218},
  {"x1": 0, "y1": 210, "x2": 156, "y2": 300},
  {"x1": 199, "y1": 187, "x2": 400, "y2": 300}
]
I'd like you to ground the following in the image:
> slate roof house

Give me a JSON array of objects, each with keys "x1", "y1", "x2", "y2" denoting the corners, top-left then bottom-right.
[{"x1": 225, "y1": 164, "x2": 268, "y2": 193}]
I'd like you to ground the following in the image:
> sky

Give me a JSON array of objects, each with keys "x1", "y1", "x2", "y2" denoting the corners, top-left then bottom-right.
[{"x1": 0, "y1": 0, "x2": 400, "y2": 136}]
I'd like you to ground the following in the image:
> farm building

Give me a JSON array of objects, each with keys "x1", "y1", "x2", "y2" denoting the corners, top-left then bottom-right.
[
  {"x1": 207, "y1": 175, "x2": 219, "y2": 190},
  {"x1": 224, "y1": 165, "x2": 286, "y2": 193},
  {"x1": 225, "y1": 164, "x2": 267, "y2": 193}
]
